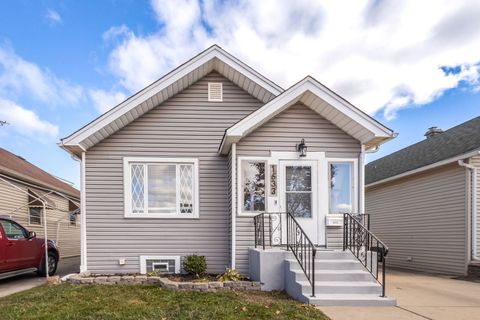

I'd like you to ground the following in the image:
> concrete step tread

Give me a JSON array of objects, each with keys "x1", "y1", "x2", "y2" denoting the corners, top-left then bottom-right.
[
  {"x1": 290, "y1": 269, "x2": 369, "y2": 274},
  {"x1": 297, "y1": 280, "x2": 380, "y2": 287},
  {"x1": 286, "y1": 258, "x2": 361, "y2": 264},
  {"x1": 306, "y1": 293, "x2": 393, "y2": 300}
]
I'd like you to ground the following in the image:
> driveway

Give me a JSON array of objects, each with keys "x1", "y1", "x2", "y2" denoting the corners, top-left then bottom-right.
[
  {"x1": 0, "y1": 256, "x2": 79, "y2": 298},
  {"x1": 321, "y1": 269, "x2": 480, "y2": 320}
]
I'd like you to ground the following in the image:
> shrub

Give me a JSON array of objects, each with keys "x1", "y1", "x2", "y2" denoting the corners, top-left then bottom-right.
[
  {"x1": 217, "y1": 268, "x2": 245, "y2": 282},
  {"x1": 183, "y1": 254, "x2": 207, "y2": 278}
]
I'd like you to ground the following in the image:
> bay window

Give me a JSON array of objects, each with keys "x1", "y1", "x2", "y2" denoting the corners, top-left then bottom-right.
[{"x1": 124, "y1": 158, "x2": 198, "y2": 218}]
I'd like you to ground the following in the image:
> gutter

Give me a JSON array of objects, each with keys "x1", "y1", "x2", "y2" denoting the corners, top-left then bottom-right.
[{"x1": 458, "y1": 159, "x2": 478, "y2": 261}]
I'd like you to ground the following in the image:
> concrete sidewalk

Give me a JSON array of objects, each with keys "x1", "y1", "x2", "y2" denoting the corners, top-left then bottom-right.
[
  {"x1": 320, "y1": 270, "x2": 480, "y2": 320},
  {"x1": 0, "y1": 256, "x2": 79, "y2": 298}
]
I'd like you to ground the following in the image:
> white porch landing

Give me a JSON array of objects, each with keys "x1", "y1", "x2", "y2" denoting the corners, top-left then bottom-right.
[{"x1": 249, "y1": 248, "x2": 396, "y2": 306}]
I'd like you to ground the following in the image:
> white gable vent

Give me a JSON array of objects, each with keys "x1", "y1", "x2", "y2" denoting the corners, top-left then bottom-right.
[{"x1": 208, "y1": 82, "x2": 223, "y2": 102}]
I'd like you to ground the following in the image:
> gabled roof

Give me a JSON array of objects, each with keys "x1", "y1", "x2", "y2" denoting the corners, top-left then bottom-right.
[
  {"x1": 60, "y1": 45, "x2": 283, "y2": 157},
  {"x1": 0, "y1": 148, "x2": 80, "y2": 198},
  {"x1": 366, "y1": 116, "x2": 480, "y2": 186},
  {"x1": 219, "y1": 76, "x2": 395, "y2": 154}
]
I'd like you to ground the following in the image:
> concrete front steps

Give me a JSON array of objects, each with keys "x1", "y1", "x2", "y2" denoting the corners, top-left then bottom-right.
[{"x1": 285, "y1": 250, "x2": 396, "y2": 306}]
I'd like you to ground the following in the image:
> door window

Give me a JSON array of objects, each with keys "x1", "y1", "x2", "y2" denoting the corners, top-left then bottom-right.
[
  {"x1": 285, "y1": 166, "x2": 312, "y2": 218},
  {"x1": 0, "y1": 220, "x2": 27, "y2": 240}
]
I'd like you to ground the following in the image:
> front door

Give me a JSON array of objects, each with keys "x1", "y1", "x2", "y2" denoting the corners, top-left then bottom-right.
[{"x1": 278, "y1": 160, "x2": 320, "y2": 244}]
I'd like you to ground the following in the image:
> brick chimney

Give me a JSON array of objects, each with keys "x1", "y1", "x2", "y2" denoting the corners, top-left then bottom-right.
[{"x1": 424, "y1": 126, "x2": 443, "y2": 138}]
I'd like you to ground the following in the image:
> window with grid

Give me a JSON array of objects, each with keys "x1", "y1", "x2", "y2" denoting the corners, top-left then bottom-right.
[
  {"x1": 29, "y1": 207, "x2": 42, "y2": 225},
  {"x1": 126, "y1": 159, "x2": 197, "y2": 217}
]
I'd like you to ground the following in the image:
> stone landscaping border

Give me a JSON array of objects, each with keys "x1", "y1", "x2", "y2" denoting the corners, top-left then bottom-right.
[{"x1": 66, "y1": 273, "x2": 261, "y2": 292}]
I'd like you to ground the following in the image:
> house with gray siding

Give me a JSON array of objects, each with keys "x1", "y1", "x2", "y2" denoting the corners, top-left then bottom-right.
[
  {"x1": 366, "y1": 117, "x2": 480, "y2": 276},
  {"x1": 60, "y1": 45, "x2": 397, "y2": 306}
]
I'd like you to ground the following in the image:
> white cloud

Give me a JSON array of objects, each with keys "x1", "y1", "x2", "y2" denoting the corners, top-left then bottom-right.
[
  {"x1": 89, "y1": 89, "x2": 127, "y2": 113},
  {"x1": 0, "y1": 45, "x2": 83, "y2": 106},
  {"x1": 102, "y1": 0, "x2": 480, "y2": 120},
  {"x1": 45, "y1": 9, "x2": 62, "y2": 25},
  {"x1": 0, "y1": 98, "x2": 59, "y2": 142}
]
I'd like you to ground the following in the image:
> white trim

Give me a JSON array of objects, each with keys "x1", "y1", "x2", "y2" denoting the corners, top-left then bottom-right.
[
  {"x1": 359, "y1": 145, "x2": 366, "y2": 214},
  {"x1": 80, "y1": 152, "x2": 87, "y2": 272},
  {"x1": 366, "y1": 149, "x2": 480, "y2": 188},
  {"x1": 140, "y1": 255, "x2": 181, "y2": 274},
  {"x1": 231, "y1": 143, "x2": 237, "y2": 269},
  {"x1": 123, "y1": 157, "x2": 199, "y2": 219},
  {"x1": 326, "y1": 157, "x2": 359, "y2": 215},
  {"x1": 62, "y1": 45, "x2": 282, "y2": 149},
  {"x1": 237, "y1": 156, "x2": 270, "y2": 217},
  {"x1": 458, "y1": 159, "x2": 478, "y2": 261},
  {"x1": 220, "y1": 77, "x2": 393, "y2": 155}
]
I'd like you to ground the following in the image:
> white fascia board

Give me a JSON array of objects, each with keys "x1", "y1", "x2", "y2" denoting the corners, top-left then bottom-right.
[
  {"x1": 366, "y1": 149, "x2": 480, "y2": 188},
  {"x1": 226, "y1": 77, "x2": 393, "y2": 141},
  {"x1": 62, "y1": 45, "x2": 283, "y2": 147}
]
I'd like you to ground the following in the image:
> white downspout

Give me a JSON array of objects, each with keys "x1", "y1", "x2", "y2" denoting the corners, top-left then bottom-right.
[
  {"x1": 458, "y1": 160, "x2": 478, "y2": 260},
  {"x1": 359, "y1": 145, "x2": 366, "y2": 214},
  {"x1": 80, "y1": 152, "x2": 87, "y2": 272},
  {"x1": 231, "y1": 143, "x2": 237, "y2": 269}
]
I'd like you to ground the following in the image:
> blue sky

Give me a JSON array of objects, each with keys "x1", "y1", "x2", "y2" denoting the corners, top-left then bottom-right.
[{"x1": 0, "y1": 0, "x2": 479, "y2": 188}]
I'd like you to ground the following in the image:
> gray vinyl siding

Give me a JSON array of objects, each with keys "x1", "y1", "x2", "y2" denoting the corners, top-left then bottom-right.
[
  {"x1": 366, "y1": 164, "x2": 468, "y2": 275},
  {"x1": 84, "y1": 72, "x2": 263, "y2": 274},
  {"x1": 235, "y1": 103, "x2": 361, "y2": 273},
  {"x1": 0, "y1": 177, "x2": 80, "y2": 258},
  {"x1": 471, "y1": 156, "x2": 480, "y2": 258}
]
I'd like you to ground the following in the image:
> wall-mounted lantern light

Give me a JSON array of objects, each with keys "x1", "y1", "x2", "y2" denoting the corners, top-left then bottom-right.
[{"x1": 296, "y1": 139, "x2": 307, "y2": 157}]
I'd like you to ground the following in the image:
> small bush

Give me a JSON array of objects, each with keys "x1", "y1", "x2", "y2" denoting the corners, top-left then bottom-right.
[
  {"x1": 183, "y1": 254, "x2": 207, "y2": 278},
  {"x1": 217, "y1": 268, "x2": 245, "y2": 282}
]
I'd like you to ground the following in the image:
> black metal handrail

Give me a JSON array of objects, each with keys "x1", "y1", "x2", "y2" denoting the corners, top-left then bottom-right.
[
  {"x1": 286, "y1": 212, "x2": 317, "y2": 297},
  {"x1": 343, "y1": 212, "x2": 389, "y2": 297},
  {"x1": 254, "y1": 212, "x2": 317, "y2": 297}
]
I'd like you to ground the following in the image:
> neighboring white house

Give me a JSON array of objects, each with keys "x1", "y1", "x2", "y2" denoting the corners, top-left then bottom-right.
[{"x1": 0, "y1": 147, "x2": 81, "y2": 258}]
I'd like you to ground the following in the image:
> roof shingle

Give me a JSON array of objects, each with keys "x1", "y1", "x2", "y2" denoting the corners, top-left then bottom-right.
[
  {"x1": 366, "y1": 116, "x2": 480, "y2": 185},
  {"x1": 0, "y1": 148, "x2": 80, "y2": 198}
]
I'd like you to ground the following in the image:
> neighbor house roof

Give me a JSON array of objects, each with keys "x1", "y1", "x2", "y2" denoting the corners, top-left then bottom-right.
[
  {"x1": 366, "y1": 116, "x2": 480, "y2": 186},
  {"x1": 60, "y1": 45, "x2": 284, "y2": 157},
  {"x1": 0, "y1": 148, "x2": 80, "y2": 198},
  {"x1": 219, "y1": 76, "x2": 395, "y2": 154}
]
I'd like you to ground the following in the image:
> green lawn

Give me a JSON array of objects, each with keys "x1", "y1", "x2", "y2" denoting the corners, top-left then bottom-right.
[{"x1": 0, "y1": 284, "x2": 329, "y2": 320}]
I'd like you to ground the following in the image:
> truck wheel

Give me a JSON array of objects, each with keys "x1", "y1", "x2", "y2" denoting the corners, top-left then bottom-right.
[{"x1": 37, "y1": 252, "x2": 58, "y2": 276}]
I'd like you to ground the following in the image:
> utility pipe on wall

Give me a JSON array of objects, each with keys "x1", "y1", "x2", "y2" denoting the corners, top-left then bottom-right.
[{"x1": 458, "y1": 159, "x2": 478, "y2": 261}]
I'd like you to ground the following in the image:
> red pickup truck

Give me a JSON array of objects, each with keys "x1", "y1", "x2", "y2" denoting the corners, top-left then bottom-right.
[{"x1": 0, "y1": 216, "x2": 59, "y2": 280}]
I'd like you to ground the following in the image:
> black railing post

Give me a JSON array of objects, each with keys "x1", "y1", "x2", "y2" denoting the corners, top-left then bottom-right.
[
  {"x1": 262, "y1": 213, "x2": 265, "y2": 250},
  {"x1": 311, "y1": 248, "x2": 316, "y2": 297},
  {"x1": 382, "y1": 256, "x2": 386, "y2": 297},
  {"x1": 254, "y1": 215, "x2": 258, "y2": 248}
]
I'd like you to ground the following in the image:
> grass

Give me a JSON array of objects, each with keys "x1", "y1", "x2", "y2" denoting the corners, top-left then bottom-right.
[{"x1": 0, "y1": 284, "x2": 330, "y2": 320}]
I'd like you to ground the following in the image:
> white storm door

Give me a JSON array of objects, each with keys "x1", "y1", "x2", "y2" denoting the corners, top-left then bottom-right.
[{"x1": 278, "y1": 160, "x2": 319, "y2": 244}]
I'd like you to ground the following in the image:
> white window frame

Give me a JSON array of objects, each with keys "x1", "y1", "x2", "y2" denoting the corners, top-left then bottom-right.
[
  {"x1": 123, "y1": 157, "x2": 199, "y2": 219},
  {"x1": 327, "y1": 158, "x2": 358, "y2": 215},
  {"x1": 237, "y1": 156, "x2": 269, "y2": 217},
  {"x1": 28, "y1": 207, "x2": 43, "y2": 226},
  {"x1": 139, "y1": 255, "x2": 181, "y2": 274}
]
